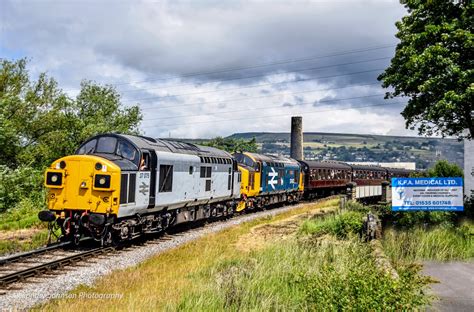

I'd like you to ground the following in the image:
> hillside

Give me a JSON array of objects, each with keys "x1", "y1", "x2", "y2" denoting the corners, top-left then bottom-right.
[{"x1": 226, "y1": 132, "x2": 464, "y2": 169}]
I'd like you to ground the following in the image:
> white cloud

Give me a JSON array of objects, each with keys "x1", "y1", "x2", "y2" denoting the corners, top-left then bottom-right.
[{"x1": 0, "y1": 0, "x2": 415, "y2": 138}]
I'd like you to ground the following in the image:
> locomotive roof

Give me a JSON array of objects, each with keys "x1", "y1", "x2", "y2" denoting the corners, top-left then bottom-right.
[
  {"x1": 298, "y1": 160, "x2": 351, "y2": 170},
  {"x1": 86, "y1": 134, "x2": 233, "y2": 158},
  {"x1": 244, "y1": 152, "x2": 299, "y2": 166}
]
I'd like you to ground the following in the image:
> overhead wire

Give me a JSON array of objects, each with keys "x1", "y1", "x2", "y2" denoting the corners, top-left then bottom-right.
[
  {"x1": 124, "y1": 68, "x2": 385, "y2": 104},
  {"x1": 142, "y1": 93, "x2": 386, "y2": 121},
  {"x1": 119, "y1": 56, "x2": 391, "y2": 94},
  {"x1": 137, "y1": 82, "x2": 382, "y2": 111},
  {"x1": 113, "y1": 43, "x2": 396, "y2": 88},
  {"x1": 142, "y1": 101, "x2": 405, "y2": 129}
]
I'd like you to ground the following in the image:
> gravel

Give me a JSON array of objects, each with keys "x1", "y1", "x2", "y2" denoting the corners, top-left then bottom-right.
[{"x1": 0, "y1": 203, "x2": 306, "y2": 311}]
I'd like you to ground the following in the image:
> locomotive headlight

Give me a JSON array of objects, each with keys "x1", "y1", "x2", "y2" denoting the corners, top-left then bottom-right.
[
  {"x1": 45, "y1": 171, "x2": 63, "y2": 187},
  {"x1": 94, "y1": 174, "x2": 111, "y2": 189}
]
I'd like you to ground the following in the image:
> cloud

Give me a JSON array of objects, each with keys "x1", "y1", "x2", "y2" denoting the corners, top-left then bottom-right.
[{"x1": 0, "y1": 0, "x2": 414, "y2": 138}]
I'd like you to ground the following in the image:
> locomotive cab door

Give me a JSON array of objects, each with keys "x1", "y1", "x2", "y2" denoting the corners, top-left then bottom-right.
[{"x1": 145, "y1": 150, "x2": 157, "y2": 208}]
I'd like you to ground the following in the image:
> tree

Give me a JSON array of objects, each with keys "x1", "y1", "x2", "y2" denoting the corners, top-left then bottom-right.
[
  {"x1": 426, "y1": 159, "x2": 463, "y2": 177},
  {"x1": 0, "y1": 58, "x2": 142, "y2": 214},
  {"x1": 0, "y1": 58, "x2": 142, "y2": 168},
  {"x1": 378, "y1": 0, "x2": 473, "y2": 139}
]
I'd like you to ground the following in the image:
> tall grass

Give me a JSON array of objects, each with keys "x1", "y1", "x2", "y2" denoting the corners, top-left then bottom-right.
[
  {"x1": 300, "y1": 210, "x2": 364, "y2": 238},
  {"x1": 175, "y1": 239, "x2": 431, "y2": 311},
  {"x1": 382, "y1": 221, "x2": 474, "y2": 262},
  {"x1": 0, "y1": 229, "x2": 50, "y2": 255},
  {"x1": 0, "y1": 198, "x2": 44, "y2": 231}
]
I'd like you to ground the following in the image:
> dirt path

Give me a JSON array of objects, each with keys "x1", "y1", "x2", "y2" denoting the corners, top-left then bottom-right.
[
  {"x1": 235, "y1": 206, "x2": 334, "y2": 252},
  {"x1": 423, "y1": 261, "x2": 474, "y2": 311}
]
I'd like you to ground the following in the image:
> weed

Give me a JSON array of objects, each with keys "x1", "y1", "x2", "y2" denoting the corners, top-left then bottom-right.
[{"x1": 382, "y1": 221, "x2": 474, "y2": 262}]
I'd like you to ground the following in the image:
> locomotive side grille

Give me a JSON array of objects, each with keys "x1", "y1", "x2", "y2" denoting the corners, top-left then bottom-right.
[
  {"x1": 128, "y1": 173, "x2": 136, "y2": 203},
  {"x1": 120, "y1": 174, "x2": 128, "y2": 204}
]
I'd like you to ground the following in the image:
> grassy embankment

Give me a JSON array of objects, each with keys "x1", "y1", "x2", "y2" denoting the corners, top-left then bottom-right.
[
  {"x1": 38, "y1": 198, "x2": 432, "y2": 311},
  {"x1": 0, "y1": 203, "x2": 49, "y2": 255}
]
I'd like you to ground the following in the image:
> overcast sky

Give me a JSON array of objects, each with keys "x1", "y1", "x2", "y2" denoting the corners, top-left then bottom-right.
[{"x1": 0, "y1": 0, "x2": 415, "y2": 139}]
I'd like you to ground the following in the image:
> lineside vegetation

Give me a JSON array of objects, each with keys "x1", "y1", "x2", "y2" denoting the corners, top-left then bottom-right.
[{"x1": 37, "y1": 198, "x2": 433, "y2": 311}]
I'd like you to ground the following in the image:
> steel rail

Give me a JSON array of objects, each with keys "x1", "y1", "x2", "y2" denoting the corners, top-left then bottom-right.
[
  {"x1": 0, "y1": 242, "x2": 71, "y2": 266},
  {"x1": 0, "y1": 247, "x2": 115, "y2": 287}
]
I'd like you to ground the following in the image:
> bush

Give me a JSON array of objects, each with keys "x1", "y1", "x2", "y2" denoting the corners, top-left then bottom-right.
[
  {"x1": 0, "y1": 165, "x2": 45, "y2": 213},
  {"x1": 300, "y1": 210, "x2": 364, "y2": 238},
  {"x1": 0, "y1": 166, "x2": 45, "y2": 229}
]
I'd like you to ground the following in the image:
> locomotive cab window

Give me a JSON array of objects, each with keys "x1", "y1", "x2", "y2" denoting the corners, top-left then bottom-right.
[
  {"x1": 77, "y1": 139, "x2": 97, "y2": 154},
  {"x1": 96, "y1": 137, "x2": 117, "y2": 154},
  {"x1": 140, "y1": 152, "x2": 150, "y2": 171},
  {"x1": 117, "y1": 140, "x2": 138, "y2": 162}
]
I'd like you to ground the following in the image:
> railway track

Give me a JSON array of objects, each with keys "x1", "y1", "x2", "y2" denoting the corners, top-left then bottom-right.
[
  {"x1": 0, "y1": 241, "x2": 71, "y2": 266},
  {"x1": 0, "y1": 222, "x2": 213, "y2": 291},
  {"x1": 0, "y1": 245, "x2": 115, "y2": 289}
]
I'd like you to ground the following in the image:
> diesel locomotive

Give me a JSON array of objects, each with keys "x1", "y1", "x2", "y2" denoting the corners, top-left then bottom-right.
[{"x1": 39, "y1": 133, "x2": 411, "y2": 246}]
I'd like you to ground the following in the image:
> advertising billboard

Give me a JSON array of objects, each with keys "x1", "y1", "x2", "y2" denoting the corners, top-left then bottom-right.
[{"x1": 392, "y1": 177, "x2": 464, "y2": 211}]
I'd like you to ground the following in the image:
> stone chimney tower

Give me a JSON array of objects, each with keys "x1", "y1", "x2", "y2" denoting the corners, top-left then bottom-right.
[{"x1": 290, "y1": 116, "x2": 303, "y2": 160}]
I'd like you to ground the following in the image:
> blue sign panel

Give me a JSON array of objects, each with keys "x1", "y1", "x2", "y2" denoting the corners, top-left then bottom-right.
[{"x1": 392, "y1": 177, "x2": 464, "y2": 211}]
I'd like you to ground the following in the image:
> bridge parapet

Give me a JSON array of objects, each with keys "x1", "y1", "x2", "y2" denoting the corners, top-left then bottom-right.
[{"x1": 347, "y1": 181, "x2": 390, "y2": 203}]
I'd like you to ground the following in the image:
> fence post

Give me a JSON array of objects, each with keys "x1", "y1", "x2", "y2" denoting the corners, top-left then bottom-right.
[
  {"x1": 381, "y1": 181, "x2": 390, "y2": 203},
  {"x1": 339, "y1": 195, "x2": 346, "y2": 211},
  {"x1": 346, "y1": 182, "x2": 357, "y2": 201}
]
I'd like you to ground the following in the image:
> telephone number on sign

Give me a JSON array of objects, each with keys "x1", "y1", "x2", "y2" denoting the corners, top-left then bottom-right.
[{"x1": 403, "y1": 200, "x2": 452, "y2": 206}]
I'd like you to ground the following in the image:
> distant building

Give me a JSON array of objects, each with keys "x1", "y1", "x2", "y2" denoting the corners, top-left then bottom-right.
[
  {"x1": 464, "y1": 136, "x2": 474, "y2": 200},
  {"x1": 348, "y1": 162, "x2": 416, "y2": 170}
]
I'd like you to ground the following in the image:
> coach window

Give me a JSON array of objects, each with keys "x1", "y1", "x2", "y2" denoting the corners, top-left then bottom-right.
[{"x1": 189, "y1": 166, "x2": 194, "y2": 175}]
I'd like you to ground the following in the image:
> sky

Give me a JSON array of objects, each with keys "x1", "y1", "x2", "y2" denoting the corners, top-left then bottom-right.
[{"x1": 0, "y1": 0, "x2": 416, "y2": 139}]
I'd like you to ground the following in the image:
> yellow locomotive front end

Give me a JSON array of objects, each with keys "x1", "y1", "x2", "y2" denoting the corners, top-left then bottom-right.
[
  {"x1": 40, "y1": 155, "x2": 122, "y2": 245},
  {"x1": 45, "y1": 155, "x2": 121, "y2": 214}
]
